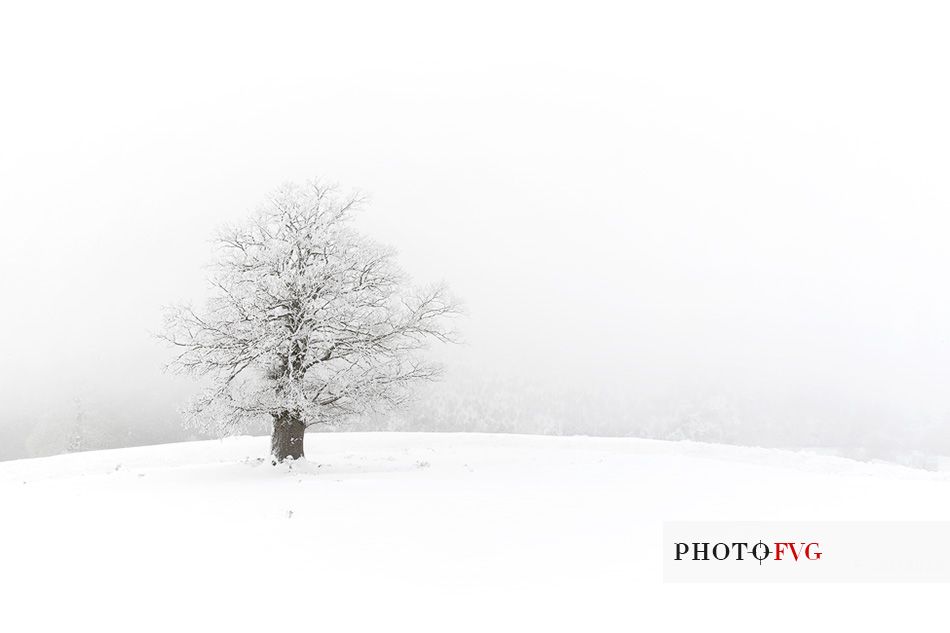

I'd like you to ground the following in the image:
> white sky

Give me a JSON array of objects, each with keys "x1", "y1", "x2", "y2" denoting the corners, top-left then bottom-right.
[{"x1": 3, "y1": 1, "x2": 950, "y2": 434}]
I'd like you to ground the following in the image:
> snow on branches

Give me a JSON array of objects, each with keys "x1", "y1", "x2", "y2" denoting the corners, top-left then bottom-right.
[{"x1": 162, "y1": 181, "x2": 461, "y2": 442}]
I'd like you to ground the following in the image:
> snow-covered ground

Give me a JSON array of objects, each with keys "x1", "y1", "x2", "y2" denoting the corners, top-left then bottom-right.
[{"x1": 3, "y1": 432, "x2": 949, "y2": 631}]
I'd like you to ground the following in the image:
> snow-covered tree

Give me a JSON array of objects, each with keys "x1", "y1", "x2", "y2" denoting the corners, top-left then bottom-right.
[
  {"x1": 162, "y1": 181, "x2": 460, "y2": 462},
  {"x1": 66, "y1": 398, "x2": 85, "y2": 453}
]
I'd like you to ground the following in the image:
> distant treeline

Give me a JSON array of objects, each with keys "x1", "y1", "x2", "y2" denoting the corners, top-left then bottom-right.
[{"x1": 3, "y1": 375, "x2": 949, "y2": 469}]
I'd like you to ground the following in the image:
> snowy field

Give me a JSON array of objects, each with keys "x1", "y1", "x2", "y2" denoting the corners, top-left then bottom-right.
[{"x1": 3, "y1": 432, "x2": 950, "y2": 631}]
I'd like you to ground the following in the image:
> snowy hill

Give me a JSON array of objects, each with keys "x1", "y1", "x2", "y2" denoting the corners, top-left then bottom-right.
[{"x1": 3, "y1": 432, "x2": 949, "y2": 631}]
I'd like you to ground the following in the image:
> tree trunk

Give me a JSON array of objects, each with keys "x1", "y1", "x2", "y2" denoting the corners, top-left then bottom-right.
[{"x1": 271, "y1": 411, "x2": 306, "y2": 463}]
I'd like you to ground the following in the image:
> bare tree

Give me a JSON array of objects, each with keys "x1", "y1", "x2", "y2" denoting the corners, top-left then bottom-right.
[{"x1": 161, "y1": 181, "x2": 460, "y2": 462}]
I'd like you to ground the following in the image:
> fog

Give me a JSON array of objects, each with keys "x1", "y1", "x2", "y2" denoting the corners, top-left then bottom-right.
[{"x1": 3, "y1": 1, "x2": 950, "y2": 462}]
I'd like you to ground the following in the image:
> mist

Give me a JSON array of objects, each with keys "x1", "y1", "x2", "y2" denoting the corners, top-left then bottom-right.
[{"x1": 3, "y1": 0, "x2": 950, "y2": 462}]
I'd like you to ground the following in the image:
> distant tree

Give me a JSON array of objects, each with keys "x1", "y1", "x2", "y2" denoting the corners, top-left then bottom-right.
[
  {"x1": 67, "y1": 398, "x2": 85, "y2": 453},
  {"x1": 161, "y1": 181, "x2": 460, "y2": 462}
]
